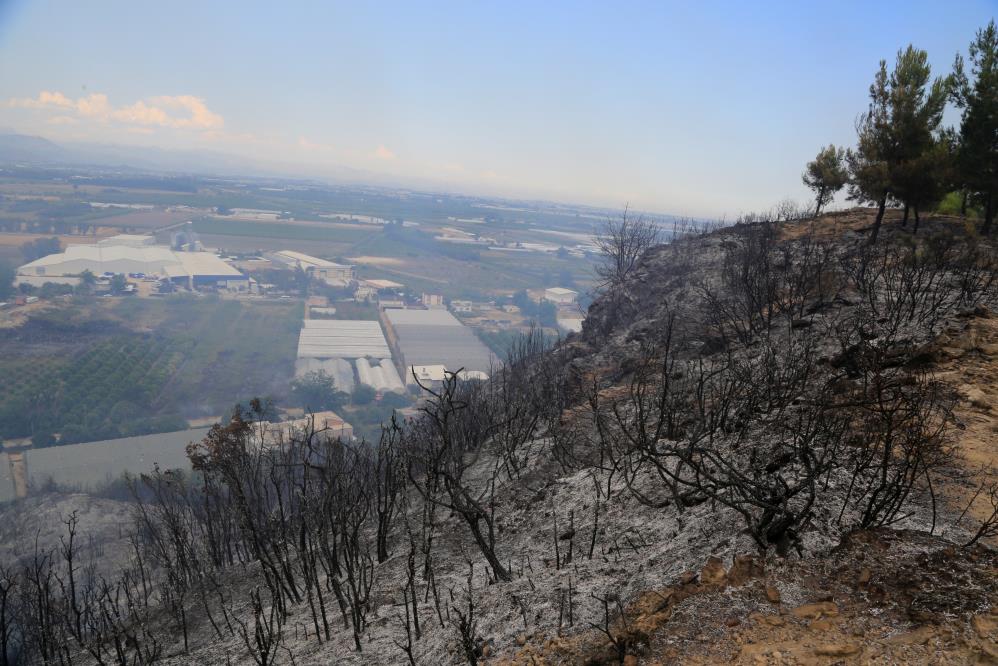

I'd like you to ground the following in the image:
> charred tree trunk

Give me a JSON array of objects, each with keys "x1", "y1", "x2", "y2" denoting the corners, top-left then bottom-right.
[
  {"x1": 985, "y1": 191, "x2": 994, "y2": 236},
  {"x1": 814, "y1": 188, "x2": 826, "y2": 217},
  {"x1": 868, "y1": 195, "x2": 888, "y2": 245}
]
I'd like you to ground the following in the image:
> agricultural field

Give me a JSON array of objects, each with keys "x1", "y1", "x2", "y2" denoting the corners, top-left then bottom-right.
[
  {"x1": 88, "y1": 209, "x2": 191, "y2": 231},
  {"x1": 346, "y1": 225, "x2": 595, "y2": 298},
  {"x1": 0, "y1": 231, "x2": 111, "y2": 264},
  {"x1": 196, "y1": 233, "x2": 357, "y2": 258},
  {"x1": 189, "y1": 214, "x2": 595, "y2": 300},
  {"x1": 0, "y1": 164, "x2": 611, "y2": 299},
  {"x1": 192, "y1": 217, "x2": 380, "y2": 244},
  {"x1": 0, "y1": 356, "x2": 68, "y2": 408},
  {"x1": 0, "y1": 296, "x2": 302, "y2": 444}
]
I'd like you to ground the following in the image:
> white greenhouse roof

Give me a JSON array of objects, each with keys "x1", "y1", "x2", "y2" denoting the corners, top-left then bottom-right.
[
  {"x1": 22, "y1": 244, "x2": 176, "y2": 268},
  {"x1": 296, "y1": 319, "x2": 392, "y2": 359},
  {"x1": 97, "y1": 234, "x2": 155, "y2": 247},
  {"x1": 356, "y1": 357, "x2": 405, "y2": 393},
  {"x1": 175, "y1": 252, "x2": 245, "y2": 277},
  {"x1": 17, "y1": 243, "x2": 246, "y2": 280},
  {"x1": 295, "y1": 358, "x2": 356, "y2": 394},
  {"x1": 273, "y1": 250, "x2": 351, "y2": 270}
]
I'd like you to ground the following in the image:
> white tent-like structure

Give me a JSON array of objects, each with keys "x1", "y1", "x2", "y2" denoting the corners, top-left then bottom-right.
[
  {"x1": 294, "y1": 358, "x2": 356, "y2": 394},
  {"x1": 17, "y1": 237, "x2": 247, "y2": 289},
  {"x1": 20, "y1": 245, "x2": 180, "y2": 277},
  {"x1": 355, "y1": 357, "x2": 405, "y2": 393}
]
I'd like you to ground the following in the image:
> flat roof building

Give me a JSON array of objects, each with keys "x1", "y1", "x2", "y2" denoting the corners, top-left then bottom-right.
[
  {"x1": 269, "y1": 250, "x2": 354, "y2": 286},
  {"x1": 254, "y1": 411, "x2": 354, "y2": 445},
  {"x1": 408, "y1": 364, "x2": 448, "y2": 385},
  {"x1": 363, "y1": 279, "x2": 404, "y2": 290},
  {"x1": 406, "y1": 365, "x2": 488, "y2": 389},
  {"x1": 97, "y1": 234, "x2": 157, "y2": 247},
  {"x1": 544, "y1": 287, "x2": 578, "y2": 304},
  {"x1": 383, "y1": 308, "x2": 494, "y2": 382},
  {"x1": 384, "y1": 309, "x2": 465, "y2": 327},
  {"x1": 422, "y1": 293, "x2": 445, "y2": 309}
]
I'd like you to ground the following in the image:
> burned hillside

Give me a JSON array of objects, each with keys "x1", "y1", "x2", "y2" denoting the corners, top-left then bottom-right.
[{"x1": 3, "y1": 209, "x2": 998, "y2": 665}]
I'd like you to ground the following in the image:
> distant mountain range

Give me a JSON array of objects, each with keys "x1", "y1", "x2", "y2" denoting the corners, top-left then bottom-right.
[
  {"x1": 0, "y1": 132, "x2": 668, "y2": 220},
  {"x1": 0, "y1": 132, "x2": 502, "y2": 202},
  {"x1": 0, "y1": 131, "x2": 305, "y2": 178},
  {"x1": 0, "y1": 132, "x2": 517, "y2": 202},
  {"x1": 0, "y1": 133, "x2": 70, "y2": 163}
]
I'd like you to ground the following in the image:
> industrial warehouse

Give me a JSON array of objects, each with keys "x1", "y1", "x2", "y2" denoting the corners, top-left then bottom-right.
[
  {"x1": 16, "y1": 234, "x2": 249, "y2": 290},
  {"x1": 293, "y1": 310, "x2": 493, "y2": 394},
  {"x1": 267, "y1": 250, "x2": 354, "y2": 286},
  {"x1": 382, "y1": 308, "x2": 494, "y2": 384}
]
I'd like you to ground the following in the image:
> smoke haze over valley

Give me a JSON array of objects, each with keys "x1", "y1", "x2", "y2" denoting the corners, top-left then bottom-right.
[{"x1": 1, "y1": 2, "x2": 998, "y2": 665}]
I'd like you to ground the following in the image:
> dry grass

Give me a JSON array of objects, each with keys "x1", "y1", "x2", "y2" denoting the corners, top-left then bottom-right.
[
  {"x1": 923, "y1": 311, "x2": 998, "y2": 527},
  {"x1": 85, "y1": 210, "x2": 189, "y2": 229},
  {"x1": 0, "y1": 231, "x2": 113, "y2": 247},
  {"x1": 346, "y1": 255, "x2": 406, "y2": 266},
  {"x1": 777, "y1": 208, "x2": 972, "y2": 242},
  {"x1": 501, "y1": 531, "x2": 998, "y2": 664}
]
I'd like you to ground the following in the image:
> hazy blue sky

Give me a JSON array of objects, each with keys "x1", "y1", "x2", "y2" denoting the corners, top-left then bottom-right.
[{"x1": 0, "y1": 1, "x2": 993, "y2": 217}]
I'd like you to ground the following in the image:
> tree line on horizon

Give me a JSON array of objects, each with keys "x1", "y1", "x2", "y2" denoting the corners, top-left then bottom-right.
[{"x1": 802, "y1": 20, "x2": 998, "y2": 242}]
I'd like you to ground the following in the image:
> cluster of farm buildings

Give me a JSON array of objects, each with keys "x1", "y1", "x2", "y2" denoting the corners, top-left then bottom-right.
[
  {"x1": 12, "y1": 232, "x2": 582, "y2": 396},
  {"x1": 2, "y1": 230, "x2": 589, "y2": 494},
  {"x1": 296, "y1": 308, "x2": 494, "y2": 393}
]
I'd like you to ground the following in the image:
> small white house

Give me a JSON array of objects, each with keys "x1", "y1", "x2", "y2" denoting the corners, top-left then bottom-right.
[
  {"x1": 269, "y1": 250, "x2": 354, "y2": 286},
  {"x1": 408, "y1": 364, "x2": 449, "y2": 387},
  {"x1": 422, "y1": 293, "x2": 445, "y2": 309},
  {"x1": 544, "y1": 287, "x2": 578, "y2": 305}
]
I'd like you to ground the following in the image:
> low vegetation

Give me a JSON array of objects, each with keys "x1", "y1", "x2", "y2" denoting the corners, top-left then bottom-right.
[
  {"x1": 801, "y1": 21, "x2": 998, "y2": 241},
  {"x1": 0, "y1": 297, "x2": 301, "y2": 443}
]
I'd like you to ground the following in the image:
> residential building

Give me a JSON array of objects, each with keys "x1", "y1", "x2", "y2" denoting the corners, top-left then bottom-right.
[
  {"x1": 269, "y1": 250, "x2": 354, "y2": 286},
  {"x1": 257, "y1": 411, "x2": 354, "y2": 444},
  {"x1": 422, "y1": 293, "x2": 445, "y2": 309},
  {"x1": 544, "y1": 287, "x2": 578, "y2": 305}
]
